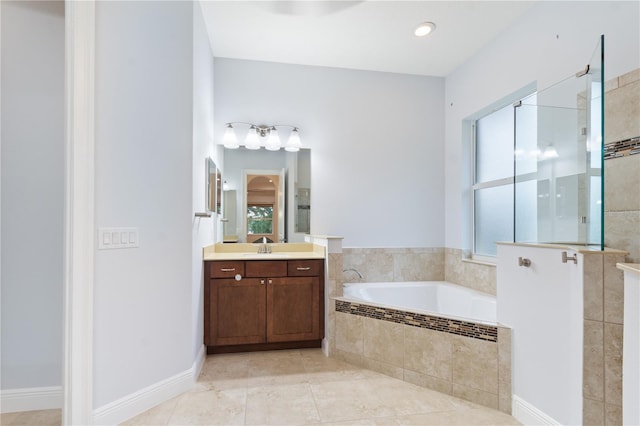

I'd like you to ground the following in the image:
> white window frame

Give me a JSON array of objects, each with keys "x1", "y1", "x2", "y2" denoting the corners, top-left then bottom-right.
[{"x1": 469, "y1": 85, "x2": 536, "y2": 261}]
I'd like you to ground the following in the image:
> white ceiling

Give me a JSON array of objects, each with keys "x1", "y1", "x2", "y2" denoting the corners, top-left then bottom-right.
[{"x1": 200, "y1": 1, "x2": 536, "y2": 77}]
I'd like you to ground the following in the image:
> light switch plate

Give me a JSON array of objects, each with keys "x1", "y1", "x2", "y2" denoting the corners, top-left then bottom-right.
[{"x1": 98, "y1": 228, "x2": 139, "y2": 249}]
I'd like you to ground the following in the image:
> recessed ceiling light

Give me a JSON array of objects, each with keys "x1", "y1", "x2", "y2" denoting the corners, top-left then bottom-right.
[{"x1": 414, "y1": 22, "x2": 436, "y2": 37}]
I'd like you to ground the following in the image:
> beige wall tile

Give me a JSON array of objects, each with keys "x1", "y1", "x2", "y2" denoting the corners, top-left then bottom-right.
[
  {"x1": 604, "y1": 77, "x2": 619, "y2": 93},
  {"x1": 605, "y1": 211, "x2": 640, "y2": 263},
  {"x1": 603, "y1": 255, "x2": 625, "y2": 324},
  {"x1": 452, "y1": 336, "x2": 498, "y2": 394},
  {"x1": 498, "y1": 395, "x2": 511, "y2": 415},
  {"x1": 497, "y1": 327, "x2": 512, "y2": 415},
  {"x1": 605, "y1": 155, "x2": 640, "y2": 213},
  {"x1": 605, "y1": 79, "x2": 640, "y2": 143},
  {"x1": 332, "y1": 347, "x2": 364, "y2": 366},
  {"x1": 327, "y1": 311, "x2": 336, "y2": 354},
  {"x1": 444, "y1": 248, "x2": 497, "y2": 296},
  {"x1": 328, "y1": 253, "x2": 342, "y2": 280},
  {"x1": 605, "y1": 403, "x2": 622, "y2": 426},
  {"x1": 362, "y1": 357, "x2": 404, "y2": 380},
  {"x1": 619, "y1": 67, "x2": 640, "y2": 87},
  {"x1": 363, "y1": 317, "x2": 404, "y2": 367},
  {"x1": 584, "y1": 398, "x2": 605, "y2": 426},
  {"x1": 335, "y1": 312, "x2": 364, "y2": 355},
  {"x1": 451, "y1": 384, "x2": 498, "y2": 410},
  {"x1": 404, "y1": 327, "x2": 452, "y2": 381},
  {"x1": 604, "y1": 323, "x2": 623, "y2": 406},
  {"x1": 394, "y1": 251, "x2": 444, "y2": 281},
  {"x1": 343, "y1": 250, "x2": 394, "y2": 282},
  {"x1": 403, "y1": 369, "x2": 453, "y2": 395},
  {"x1": 583, "y1": 319, "x2": 604, "y2": 401},
  {"x1": 466, "y1": 261, "x2": 497, "y2": 295},
  {"x1": 583, "y1": 254, "x2": 604, "y2": 321}
]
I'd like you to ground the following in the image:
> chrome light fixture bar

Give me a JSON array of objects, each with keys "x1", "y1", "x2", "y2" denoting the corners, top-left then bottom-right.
[{"x1": 222, "y1": 122, "x2": 302, "y2": 152}]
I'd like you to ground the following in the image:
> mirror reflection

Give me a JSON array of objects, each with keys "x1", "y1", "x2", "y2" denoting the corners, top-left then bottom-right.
[
  {"x1": 222, "y1": 148, "x2": 311, "y2": 243},
  {"x1": 207, "y1": 157, "x2": 217, "y2": 214}
]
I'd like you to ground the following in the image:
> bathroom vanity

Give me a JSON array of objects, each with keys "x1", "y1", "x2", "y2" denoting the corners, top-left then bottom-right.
[{"x1": 203, "y1": 243, "x2": 325, "y2": 353}]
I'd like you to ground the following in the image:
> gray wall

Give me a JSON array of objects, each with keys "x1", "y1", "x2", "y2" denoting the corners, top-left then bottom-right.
[
  {"x1": 93, "y1": 0, "x2": 196, "y2": 408},
  {"x1": 1, "y1": 1, "x2": 64, "y2": 390},
  {"x1": 214, "y1": 59, "x2": 446, "y2": 248}
]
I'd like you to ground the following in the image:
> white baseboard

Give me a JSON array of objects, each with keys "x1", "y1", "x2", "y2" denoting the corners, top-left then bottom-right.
[
  {"x1": 192, "y1": 344, "x2": 206, "y2": 381},
  {"x1": 512, "y1": 395, "x2": 561, "y2": 426},
  {"x1": 93, "y1": 348, "x2": 206, "y2": 426},
  {"x1": 0, "y1": 386, "x2": 63, "y2": 413}
]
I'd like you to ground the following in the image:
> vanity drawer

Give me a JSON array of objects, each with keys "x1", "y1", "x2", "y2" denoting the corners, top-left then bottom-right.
[
  {"x1": 245, "y1": 260, "x2": 287, "y2": 278},
  {"x1": 288, "y1": 260, "x2": 322, "y2": 277},
  {"x1": 210, "y1": 261, "x2": 245, "y2": 278}
]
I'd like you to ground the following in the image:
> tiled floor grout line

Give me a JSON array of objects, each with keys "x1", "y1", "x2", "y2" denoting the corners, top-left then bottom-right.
[{"x1": 5, "y1": 349, "x2": 522, "y2": 426}]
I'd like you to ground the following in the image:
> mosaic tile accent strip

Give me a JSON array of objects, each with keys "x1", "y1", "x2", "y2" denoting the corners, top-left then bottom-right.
[
  {"x1": 335, "y1": 299, "x2": 498, "y2": 343},
  {"x1": 604, "y1": 136, "x2": 640, "y2": 160}
]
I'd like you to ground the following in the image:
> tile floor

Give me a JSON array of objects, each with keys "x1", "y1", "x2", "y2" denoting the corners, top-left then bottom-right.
[{"x1": 1, "y1": 349, "x2": 521, "y2": 426}]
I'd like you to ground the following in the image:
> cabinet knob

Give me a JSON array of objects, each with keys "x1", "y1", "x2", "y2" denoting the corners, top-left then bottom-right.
[
  {"x1": 268, "y1": 279, "x2": 273, "y2": 284},
  {"x1": 260, "y1": 279, "x2": 265, "y2": 285}
]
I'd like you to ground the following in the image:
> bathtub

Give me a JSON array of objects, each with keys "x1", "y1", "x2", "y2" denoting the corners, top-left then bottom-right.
[{"x1": 341, "y1": 281, "x2": 496, "y2": 325}]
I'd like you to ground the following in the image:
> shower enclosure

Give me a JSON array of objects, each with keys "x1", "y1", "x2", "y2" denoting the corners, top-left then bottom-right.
[{"x1": 514, "y1": 35, "x2": 604, "y2": 248}]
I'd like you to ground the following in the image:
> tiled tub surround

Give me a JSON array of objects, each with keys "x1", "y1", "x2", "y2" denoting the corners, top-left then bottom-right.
[
  {"x1": 604, "y1": 67, "x2": 640, "y2": 264},
  {"x1": 335, "y1": 300, "x2": 498, "y2": 343},
  {"x1": 342, "y1": 247, "x2": 445, "y2": 283},
  {"x1": 327, "y1": 245, "x2": 511, "y2": 413},
  {"x1": 445, "y1": 248, "x2": 497, "y2": 295},
  {"x1": 583, "y1": 251, "x2": 627, "y2": 425},
  {"x1": 332, "y1": 302, "x2": 511, "y2": 414},
  {"x1": 342, "y1": 246, "x2": 497, "y2": 296}
]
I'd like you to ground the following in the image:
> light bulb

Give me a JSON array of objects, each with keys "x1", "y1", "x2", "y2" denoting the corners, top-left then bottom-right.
[
  {"x1": 245, "y1": 126, "x2": 260, "y2": 150},
  {"x1": 265, "y1": 127, "x2": 281, "y2": 151},
  {"x1": 285, "y1": 128, "x2": 302, "y2": 152},
  {"x1": 222, "y1": 124, "x2": 239, "y2": 149}
]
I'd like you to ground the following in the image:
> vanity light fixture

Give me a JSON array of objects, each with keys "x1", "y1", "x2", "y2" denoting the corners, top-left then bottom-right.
[
  {"x1": 414, "y1": 22, "x2": 436, "y2": 37},
  {"x1": 222, "y1": 122, "x2": 302, "y2": 152}
]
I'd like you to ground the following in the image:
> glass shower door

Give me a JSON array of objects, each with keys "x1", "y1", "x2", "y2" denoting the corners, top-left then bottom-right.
[{"x1": 514, "y1": 36, "x2": 604, "y2": 248}]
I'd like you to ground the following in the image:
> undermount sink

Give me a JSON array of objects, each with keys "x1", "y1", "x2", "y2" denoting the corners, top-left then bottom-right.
[{"x1": 241, "y1": 253, "x2": 292, "y2": 258}]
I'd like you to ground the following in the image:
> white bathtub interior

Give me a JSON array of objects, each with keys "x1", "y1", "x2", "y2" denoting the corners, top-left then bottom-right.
[{"x1": 342, "y1": 280, "x2": 497, "y2": 325}]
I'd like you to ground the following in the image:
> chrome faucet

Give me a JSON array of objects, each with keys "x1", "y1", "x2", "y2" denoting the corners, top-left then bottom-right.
[
  {"x1": 257, "y1": 237, "x2": 272, "y2": 254},
  {"x1": 343, "y1": 268, "x2": 364, "y2": 280}
]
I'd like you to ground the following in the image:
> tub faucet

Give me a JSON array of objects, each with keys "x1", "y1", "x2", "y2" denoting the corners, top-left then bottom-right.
[{"x1": 343, "y1": 268, "x2": 364, "y2": 280}]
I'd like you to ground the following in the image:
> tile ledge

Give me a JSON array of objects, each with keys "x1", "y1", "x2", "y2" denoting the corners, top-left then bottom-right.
[
  {"x1": 462, "y1": 258, "x2": 496, "y2": 267},
  {"x1": 617, "y1": 263, "x2": 640, "y2": 275},
  {"x1": 496, "y1": 241, "x2": 627, "y2": 255}
]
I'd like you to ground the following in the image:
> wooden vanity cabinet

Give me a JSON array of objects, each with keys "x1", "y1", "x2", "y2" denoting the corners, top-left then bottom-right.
[{"x1": 204, "y1": 259, "x2": 324, "y2": 353}]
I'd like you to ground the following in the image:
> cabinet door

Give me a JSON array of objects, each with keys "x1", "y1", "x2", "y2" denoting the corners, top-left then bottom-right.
[
  {"x1": 210, "y1": 278, "x2": 266, "y2": 346},
  {"x1": 266, "y1": 277, "x2": 320, "y2": 342}
]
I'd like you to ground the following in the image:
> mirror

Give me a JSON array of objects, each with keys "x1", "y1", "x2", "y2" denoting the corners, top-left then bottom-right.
[
  {"x1": 245, "y1": 170, "x2": 284, "y2": 243},
  {"x1": 221, "y1": 148, "x2": 311, "y2": 243},
  {"x1": 206, "y1": 157, "x2": 222, "y2": 214}
]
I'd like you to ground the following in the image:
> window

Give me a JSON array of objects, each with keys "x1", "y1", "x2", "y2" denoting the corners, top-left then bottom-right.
[
  {"x1": 472, "y1": 103, "x2": 515, "y2": 258},
  {"x1": 247, "y1": 205, "x2": 273, "y2": 235}
]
